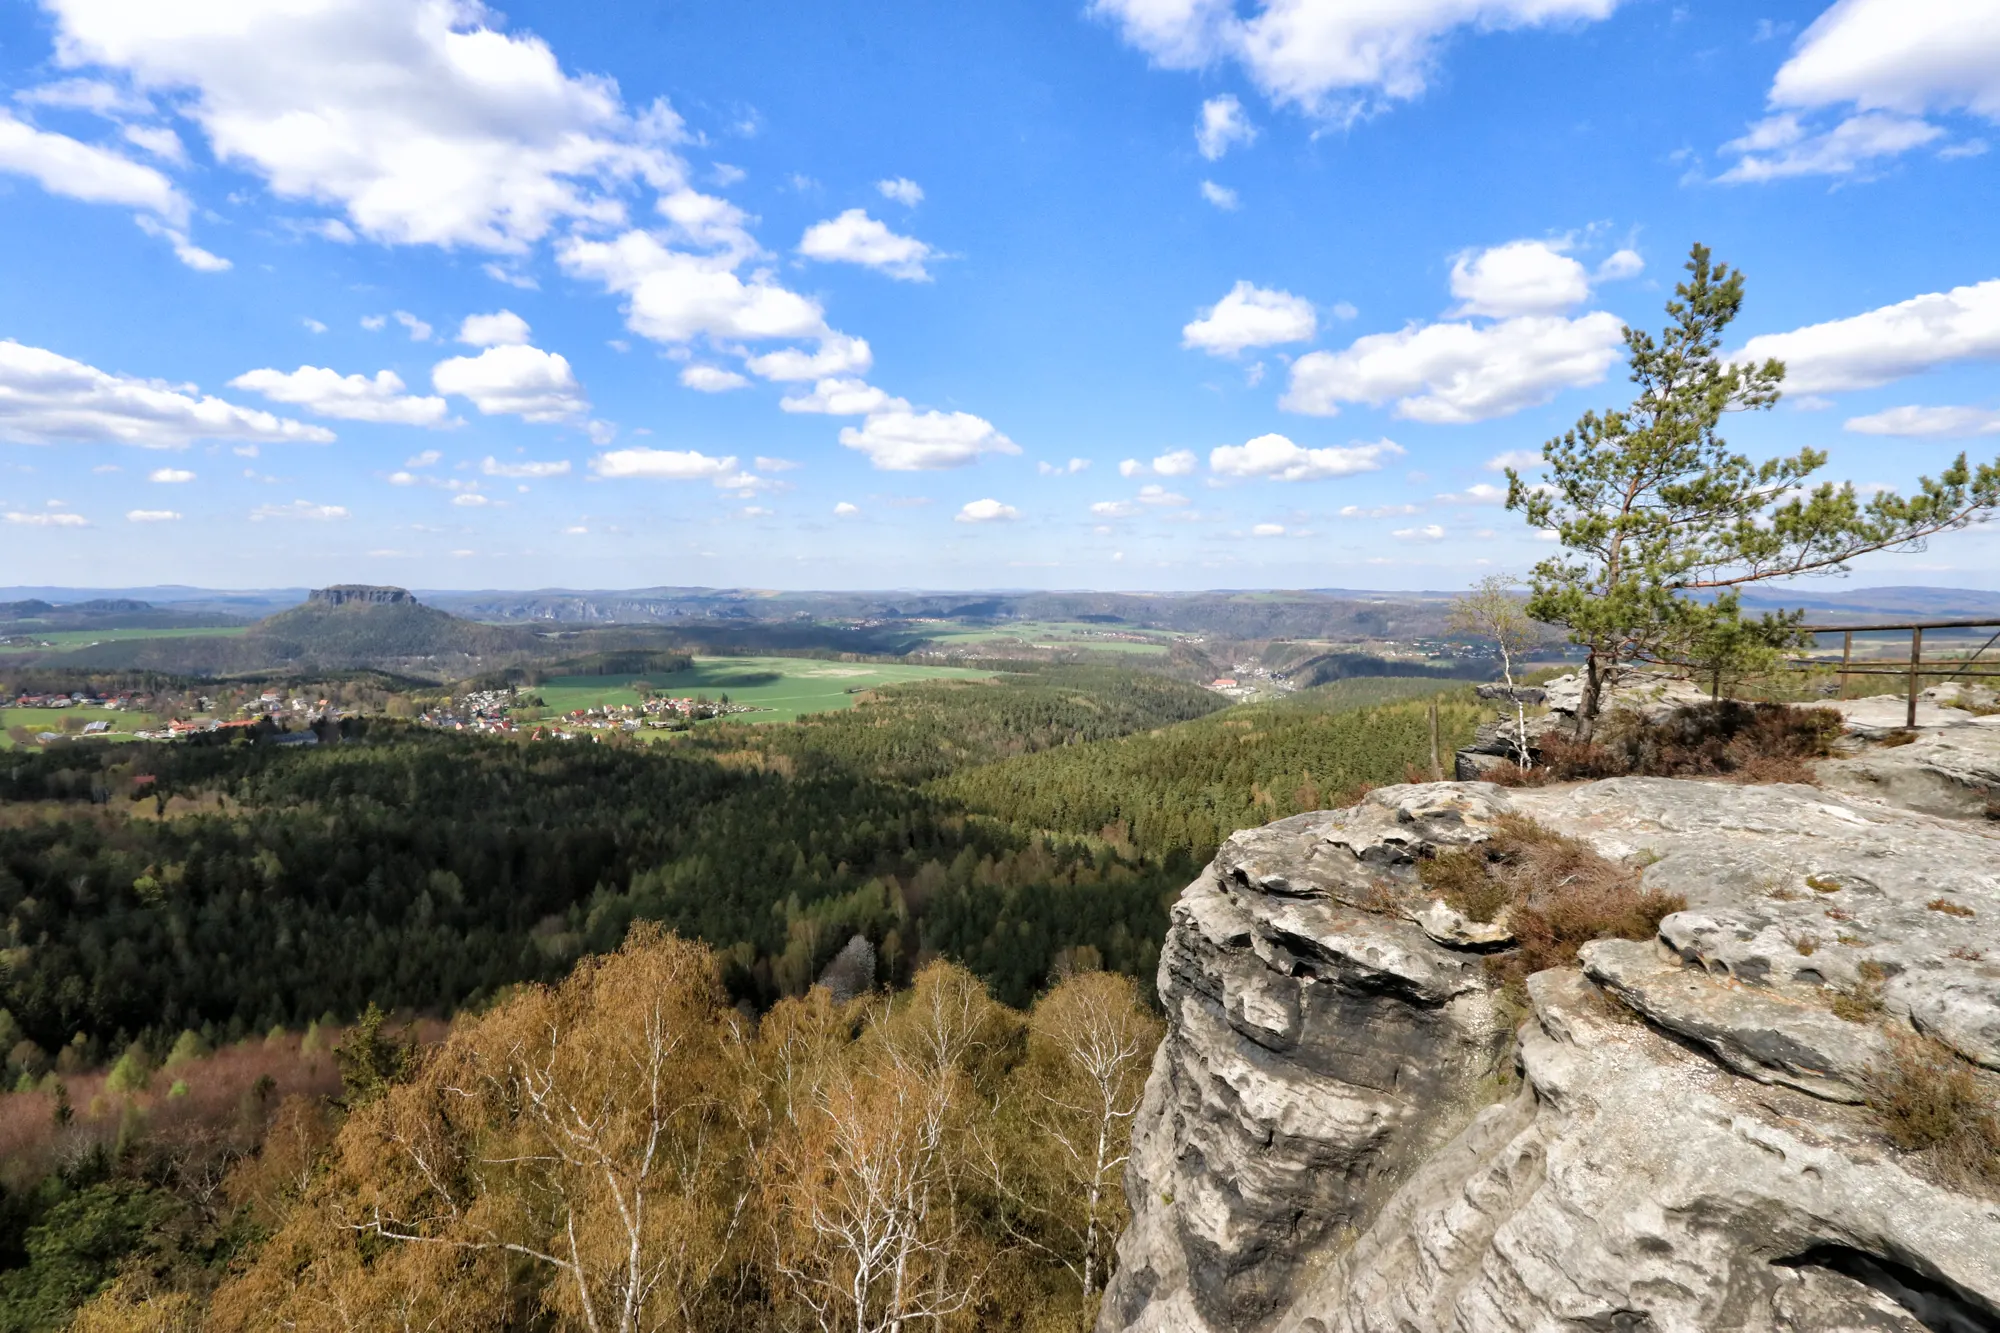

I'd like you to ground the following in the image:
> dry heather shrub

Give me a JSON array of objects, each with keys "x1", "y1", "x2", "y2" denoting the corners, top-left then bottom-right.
[
  {"x1": 1494, "y1": 700, "x2": 1843, "y2": 787},
  {"x1": 1867, "y1": 1035, "x2": 2000, "y2": 1196},
  {"x1": 1419, "y1": 817, "x2": 1685, "y2": 992}
]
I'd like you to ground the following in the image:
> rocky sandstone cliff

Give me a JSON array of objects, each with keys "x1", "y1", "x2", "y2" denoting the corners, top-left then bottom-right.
[{"x1": 1100, "y1": 775, "x2": 2000, "y2": 1332}]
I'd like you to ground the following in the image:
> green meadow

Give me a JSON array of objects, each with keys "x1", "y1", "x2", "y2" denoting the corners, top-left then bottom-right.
[
  {"x1": 533, "y1": 655, "x2": 997, "y2": 724},
  {"x1": 913, "y1": 620, "x2": 1173, "y2": 655}
]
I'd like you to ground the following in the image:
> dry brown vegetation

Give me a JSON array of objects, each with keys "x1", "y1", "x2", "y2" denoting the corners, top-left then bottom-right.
[
  {"x1": 1419, "y1": 816, "x2": 1686, "y2": 995},
  {"x1": 1866, "y1": 1034, "x2": 2000, "y2": 1196},
  {"x1": 62, "y1": 926, "x2": 1161, "y2": 1333},
  {"x1": 1492, "y1": 701, "x2": 1844, "y2": 787}
]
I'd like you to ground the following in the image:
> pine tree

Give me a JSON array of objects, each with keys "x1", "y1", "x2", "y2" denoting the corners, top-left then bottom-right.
[{"x1": 1508, "y1": 243, "x2": 2000, "y2": 736}]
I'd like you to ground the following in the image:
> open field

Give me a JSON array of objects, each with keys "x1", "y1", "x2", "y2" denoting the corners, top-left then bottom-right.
[
  {"x1": 912, "y1": 620, "x2": 1173, "y2": 654},
  {"x1": 0, "y1": 704, "x2": 161, "y2": 747},
  {"x1": 535, "y1": 656, "x2": 998, "y2": 723},
  {"x1": 0, "y1": 626, "x2": 248, "y2": 649}
]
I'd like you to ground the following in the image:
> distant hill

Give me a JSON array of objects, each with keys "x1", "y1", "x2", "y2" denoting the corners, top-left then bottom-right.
[
  {"x1": 42, "y1": 587, "x2": 546, "y2": 679},
  {"x1": 0, "y1": 596, "x2": 247, "y2": 631}
]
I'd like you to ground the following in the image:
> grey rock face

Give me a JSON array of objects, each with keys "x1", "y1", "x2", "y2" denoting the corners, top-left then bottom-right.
[
  {"x1": 1815, "y1": 700, "x2": 2000, "y2": 821},
  {"x1": 1101, "y1": 778, "x2": 2000, "y2": 1333},
  {"x1": 309, "y1": 584, "x2": 416, "y2": 606}
]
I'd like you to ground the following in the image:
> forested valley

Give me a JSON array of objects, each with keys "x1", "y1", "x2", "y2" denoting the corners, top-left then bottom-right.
[{"x1": 0, "y1": 662, "x2": 1473, "y2": 1330}]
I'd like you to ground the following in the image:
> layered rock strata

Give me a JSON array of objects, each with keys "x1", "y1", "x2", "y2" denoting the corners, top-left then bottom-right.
[{"x1": 1101, "y1": 778, "x2": 2000, "y2": 1333}]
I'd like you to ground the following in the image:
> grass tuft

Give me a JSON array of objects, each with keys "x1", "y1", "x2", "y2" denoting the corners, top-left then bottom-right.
[
  {"x1": 1494, "y1": 700, "x2": 1843, "y2": 787},
  {"x1": 1866, "y1": 1034, "x2": 2000, "y2": 1196}
]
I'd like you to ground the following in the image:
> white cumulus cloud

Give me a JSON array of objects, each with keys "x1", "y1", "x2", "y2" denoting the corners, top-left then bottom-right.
[
  {"x1": 251, "y1": 499, "x2": 347, "y2": 521},
  {"x1": 1183, "y1": 280, "x2": 1317, "y2": 356},
  {"x1": 955, "y1": 498, "x2": 1019, "y2": 523},
  {"x1": 779, "y1": 378, "x2": 904, "y2": 416},
  {"x1": 41, "y1": 0, "x2": 685, "y2": 251},
  {"x1": 458, "y1": 310, "x2": 533, "y2": 347},
  {"x1": 745, "y1": 335, "x2": 874, "y2": 383},
  {"x1": 126, "y1": 508, "x2": 180, "y2": 522},
  {"x1": 1283, "y1": 312, "x2": 1625, "y2": 422},
  {"x1": 5, "y1": 510, "x2": 90, "y2": 527},
  {"x1": 1196, "y1": 94, "x2": 1257, "y2": 159},
  {"x1": 680, "y1": 365, "x2": 750, "y2": 393},
  {"x1": 1844, "y1": 404, "x2": 2000, "y2": 437},
  {"x1": 1251, "y1": 522, "x2": 1285, "y2": 537},
  {"x1": 1448, "y1": 239, "x2": 1590, "y2": 317},
  {"x1": 1089, "y1": 0, "x2": 1618, "y2": 119},
  {"x1": 147, "y1": 467, "x2": 194, "y2": 483},
  {"x1": 0, "y1": 338, "x2": 334, "y2": 448},
  {"x1": 1209, "y1": 433, "x2": 1403, "y2": 481},
  {"x1": 482, "y1": 455, "x2": 570, "y2": 478},
  {"x1": 590, "y1": 447, "x2": 738, "y2": 481},
  {"x1": 1393, "y1": 523, "x2": 1447, "y2": 540},
  {"x1": 798, "y1": 208, "x2": 936, "y2": 281},
  {"x1": 1198, "y1": 179, "x2": 1239, "y2": 210},
  {"x1": 431, "y1": 344, "x2": 587, "y2": 421},
  {"x1": 0, "y1": 108, "x2": 185, "y2": 221},
  {"x1": 834, "y1": 500, "x2": 860, "y2": 516},
  {"x1": 1734, "y1": 279, "x2": 2000, "y2": 393},
  {"x1": 1485, "y1": 448, "x2": 1545, "y2": 471},
  {"x1": 1720, "y1": 0, "x2": 2000, "y2": 181},
  {"x1": 877, "y1": 177, "x2": 923, "y2": 206},
  {"x1": 229, "y1": 365, "x2": 451, "y2": 425},
  {"x1": 1434, "y1": 482, "x2": 1508, "y2": 504},
  {"x1": 559, "y1": 229, "x2": 829, "y2": 346},
  {"x1": 839, "y1": 409, "x2": 1019, "y2": 471}
]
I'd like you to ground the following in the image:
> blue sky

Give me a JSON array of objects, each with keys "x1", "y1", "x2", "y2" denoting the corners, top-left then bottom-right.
[{"x1": 0, "y1": 0, "x2": 1996, "y2": 592}]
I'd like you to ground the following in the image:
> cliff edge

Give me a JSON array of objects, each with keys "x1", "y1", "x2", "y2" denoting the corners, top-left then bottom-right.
[{"x1": 1100, "y1": 777, "x2": 2000, "y2": 1332}]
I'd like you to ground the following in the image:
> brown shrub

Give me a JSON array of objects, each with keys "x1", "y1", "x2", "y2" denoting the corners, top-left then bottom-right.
[
  {"x1": 1867, "y1": 1034, "x2": 2000, "y2": 1195},
  {"x1": 1928, "y1": 897, "x2": 1976, "y2": 918},
  {"x1": 1493, "y1": 700, "x2": 1843, "y2": 787},
  {"x1": 1417, "y1": 816, "x2": 1685, "y2": 995}
]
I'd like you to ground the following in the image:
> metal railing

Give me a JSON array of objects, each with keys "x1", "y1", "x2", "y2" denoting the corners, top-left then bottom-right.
[{"x1": 1788, "y1": 619, "x2": 2000, "y2": 728}]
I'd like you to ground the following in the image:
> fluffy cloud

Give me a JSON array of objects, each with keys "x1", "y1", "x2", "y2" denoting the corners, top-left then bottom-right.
[
  {"x1": 458, "y1": 310, "x2": 533, "y2": 347},
  {"x1": 126, "y1": 509, "x2": 179, "y2": 521},
  {"x1": 431, "y1": 344, "x2": 587, "y2": 421},
  {"x1": 1196, "y1": 94, "x2": 1257, "y2": 159},
  {"x1": 877, "y1": 177, "x2": 923, "y2": 206},
  {"x1": 229, "y1": 365, "x2": 451, "y2": 425},
  {"x1": 1090, "y1": 500, "x2": 1138, "y2": 518},
  {"x1": 43, "y1": 0, "x2": 683, "y2": 251},
  {"x1": 1183, "y1": 280, "x2": 1317, "y2": 356},
  {"x1": 147, "y1": 467, "x2": 194, "y2": 482},
  {"x1": 680, "y1": 365, "x2": 750, "y2": 393},
  {"x1": 1120, "y1": 449, "x2": 1199, "y2": 477},
  {"x1": 1434, "y1": 482, "x2": 1508, "y2": 504},
  {"x1": 0, "y1": 108, "x2": 184, "y2": 220},
  {"x1": 481, "y1": 455, "x2": 571, "y2": 478},
  {"x1": 1283, "y1": 312, "x2": 1624, "y2": 422},
  {"x1": 834, "y1": 501, "x2": 860, "y2": 516},
  {"x1": 1393, "y1": 523, "x2": 1447, "y2": 540},
  {"x1": 452, "y1": 492, "x2": 492, "y2": 507},
  {"x1": 1089, "y1": 0, "x2": 1617, "y2": 118},
  {"x1": 744, "y1": 335, "x2": 874, "y2": 382},
  {"x1": 1449, "y1": 239, "x2": 1589, "y2": 317},
  {"x1": 756, "y1": 456, "x2": 801, "y2": 472},
  {"x1": 1339, "y1": 502, "x2": 1421, "y2": 517},
  {"x1": 1137, "y1": 484, "x2": 1189, "y2": 505},
  {"x1": 955, "y1": 498, "x2": 1019, "y2": 523},
  {"x1": 1844, "y1": 404, "x2": 2000, "y2": 437},
  {"x1": 798, "y1": 209, "x2": 936, "y2": 281},
  {"x1": 1251, "y1": 522, "x2": 1285, "y2": 537},
  {"x1": 590, "y1": 447, "x2": 738, "y2": 481},
  {"x1": 251, "y1": 500, "x2": 347, "y2": 520},
  {"x1": 1198, "y1": 180, "x2": 1239, "y2": 210},
  {"x1": 1734, "y1": 279, "x2": 2000, "y2": 393},
  {"x1": 1718, "y1": 111, "x2": 1942, "y2": 183},
  {"x1": 779, "y1": 378, "x2": 904, "y2": 415},
  {"x1": 1208, "y1": 433, "x2": 1403, "y2": 481},
  {"x1": 1721, "y1": 0, "x2": 1999, "y2": 181},
  {"x1": 839, "y1": 410, "x2": 1019, "y2": 471},
  {"x1": 1038, "y1": 458, "x2": 1091, "y2": 475},
  {"x1": 0, "y1": 338, "x2": 334, "y2": 448},
  {"x1": 561, "y1": 230, "x2": 829, "y2": 345},
  {"x1": 6, "y1": 510, "x2": 90, "y2": 527},
  {"x1": 1485, "y1": 448, "x2": 1545, "y2": 470}
]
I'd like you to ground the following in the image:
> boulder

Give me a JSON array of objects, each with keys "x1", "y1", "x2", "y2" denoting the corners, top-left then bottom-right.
[
  {"x1": 1100, "y1": 778, "x2": 2000, "y2": 1333},
  {"x1": 1814, "y1": 694, "x2": 2000, "y2": 820}
]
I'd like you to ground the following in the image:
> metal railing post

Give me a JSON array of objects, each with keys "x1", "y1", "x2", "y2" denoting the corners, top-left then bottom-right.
[
  {"x1": 1906, "y1": 626, "x2": 1923, "y2": 730},
  {"x1": 1839, "y1": 631, "x2": 1852, "y2": 699}
]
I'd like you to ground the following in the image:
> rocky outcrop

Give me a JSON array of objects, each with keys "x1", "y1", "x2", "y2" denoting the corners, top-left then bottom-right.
[
  {"x1": 1817, "y1": 690, "x2": 2000, "y2": 821},
  {"x1": 309, "y1": 584, "x2": 416, "y2": 606},
  {"x1": 1101, "y1": 778, "x2": 2000, "y2": 1333}
]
